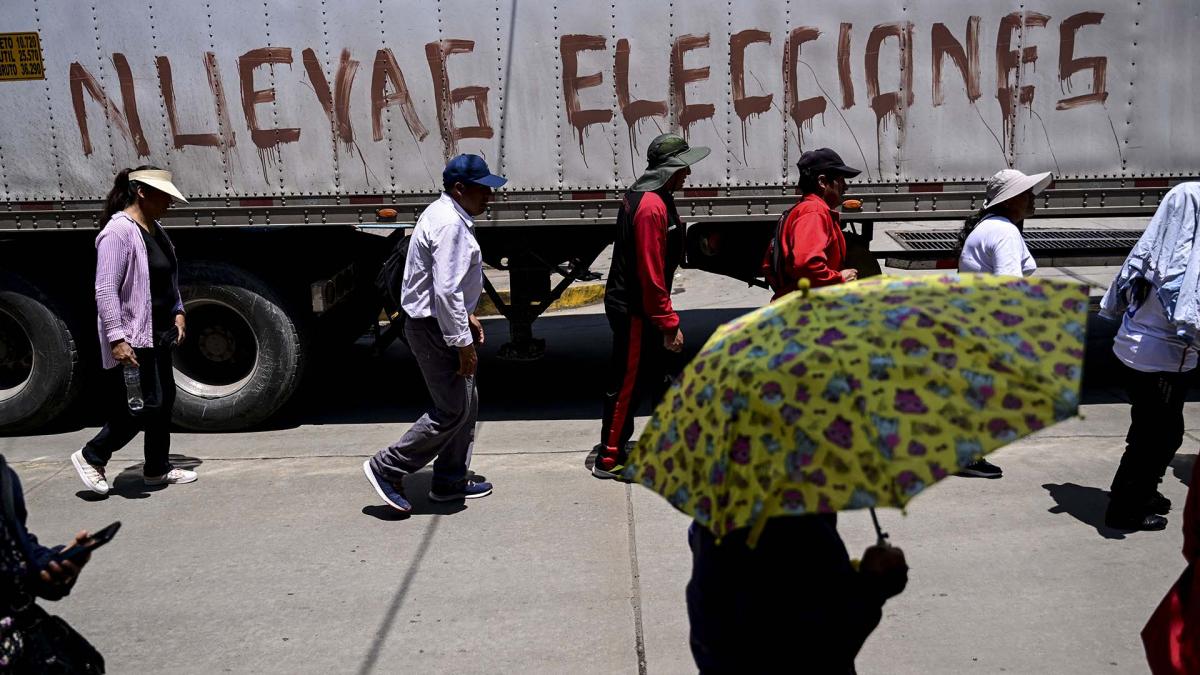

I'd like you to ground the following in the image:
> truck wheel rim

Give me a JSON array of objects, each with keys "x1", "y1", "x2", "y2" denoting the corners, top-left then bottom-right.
[
  {"x1": 0, "y1": 308, "x2": 33, "y2": 402},
  {"x1": 174, "y1": 298, "x2": 259, "y2": 398}
]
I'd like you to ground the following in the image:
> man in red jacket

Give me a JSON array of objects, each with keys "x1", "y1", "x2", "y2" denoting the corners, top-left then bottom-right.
[
  {"x1": 592, "y1": 133, "x2": 709, "y2": 479},
  {"x1": 764, "y1": 148, "x2": 862, "y2": 300}
]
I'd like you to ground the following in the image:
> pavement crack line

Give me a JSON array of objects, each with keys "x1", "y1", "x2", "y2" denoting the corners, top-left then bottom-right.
[
  {"x1": 1051, "y1": 266, "x2": 1106, "y2": 290},
  {"x1": 22, "y1": 465, "x2": 68, "y2": 496},
  {"x1": 624, "y1": 483, "x2": 648, "y2": 675},
  {"x1": 357, "y1": 516, "x2": 441, "y2": 675}
]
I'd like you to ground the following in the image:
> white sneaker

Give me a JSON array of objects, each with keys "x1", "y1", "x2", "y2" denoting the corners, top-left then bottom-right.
[
  {"x1": 71, "y1": 450, "x2": 109, "y2": 495},
  {"x1": 144, "y1": 468, "x2": 198, "y2": 486}
]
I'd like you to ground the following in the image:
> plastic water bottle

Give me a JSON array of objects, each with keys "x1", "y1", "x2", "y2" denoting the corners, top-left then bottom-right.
[{"x1": 124, "y1": 365, "x2": 144, "y2": 412}]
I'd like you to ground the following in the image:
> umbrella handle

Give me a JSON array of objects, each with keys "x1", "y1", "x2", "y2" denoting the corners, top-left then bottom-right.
[{"x1": 869, "y1": 507, "x2": 889, "y2": 546}]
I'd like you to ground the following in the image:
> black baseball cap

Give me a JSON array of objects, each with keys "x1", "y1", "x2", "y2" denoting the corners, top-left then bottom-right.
[
  {"x1": 796, "y1": 148, "x2": 861, "y2": 178},
  {"x1": 443, "y1": 154, "x2": 507, "y2": 188}
]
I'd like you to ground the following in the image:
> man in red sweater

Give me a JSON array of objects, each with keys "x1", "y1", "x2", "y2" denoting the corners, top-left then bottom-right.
[
  {"x1": 592, "y1": 133, "x2": 709, "y2": 479},
  {"x1": 764, "y1": 148, "x2": 862, "y2": 300}
]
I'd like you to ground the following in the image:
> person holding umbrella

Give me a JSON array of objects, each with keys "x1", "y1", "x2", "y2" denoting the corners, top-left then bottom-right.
[
  {"x1": 955, "y1": 168, "x2": 1054, "y2": 479},
  {"x1": 1100, "y1": 183, "x2": 1200, "y2": 531},
  {"x1": 685, "y1": 505, "x2": 907, "y2": 672},
  {"x1": 625, "y1": 273, "x2": 1090, "y2": 672}
]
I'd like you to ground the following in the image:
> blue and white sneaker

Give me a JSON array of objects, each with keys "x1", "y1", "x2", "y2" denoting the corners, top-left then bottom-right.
[
  {"x1": 363, "y1": 460, "x2": 412, "y2": 512},
  {"x1": 428, "y1": 477, "x2": 493, "y2": 502}
]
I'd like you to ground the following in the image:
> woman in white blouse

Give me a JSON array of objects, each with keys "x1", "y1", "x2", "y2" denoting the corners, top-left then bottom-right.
[
  {"x1": 959, "y1": 169, "x2": 1053, "y2": 276},
  {"x1": 956, "y1": 168, "x2": 1053, "y2": 479}
]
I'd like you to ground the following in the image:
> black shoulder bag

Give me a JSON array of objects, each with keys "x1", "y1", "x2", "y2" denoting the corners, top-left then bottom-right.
[{"x1": 0, "y1": 457, "x2": 105, "y2": 674}]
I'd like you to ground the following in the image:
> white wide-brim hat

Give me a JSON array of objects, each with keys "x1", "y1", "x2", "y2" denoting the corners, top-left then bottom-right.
[
  {"x1": 983, "y1": 169, "x2": 1052, "y2": 210},
  {"x1": 128, "y1": 169, "x2": 189, "y2": 204}
]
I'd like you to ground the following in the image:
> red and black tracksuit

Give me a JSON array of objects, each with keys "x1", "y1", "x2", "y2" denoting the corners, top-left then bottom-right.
[{"x1": 598, "y1": 189, "x2": 684, "y2": 468}]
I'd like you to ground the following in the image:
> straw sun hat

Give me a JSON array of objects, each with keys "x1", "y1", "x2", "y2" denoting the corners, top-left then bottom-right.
[
  {"x1": 129, "y1": 169, "x2": 189, "y2": 204},
  {"x1": 983, "y1": 169, "x2": 1053, "y2": 210}
]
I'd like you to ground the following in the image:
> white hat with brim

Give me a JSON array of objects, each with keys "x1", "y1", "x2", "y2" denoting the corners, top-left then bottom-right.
[
  {"x1": 128, "y1": 169, "x2": 189, "y2": 204},
  {"x1": 983, "y1": 169, "x2": 1053, "y2": 210}
]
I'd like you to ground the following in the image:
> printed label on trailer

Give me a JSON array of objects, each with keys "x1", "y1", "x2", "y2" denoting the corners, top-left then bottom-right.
[{"x1": 0, "y1": 32, "x2": 43, "y2": 81}]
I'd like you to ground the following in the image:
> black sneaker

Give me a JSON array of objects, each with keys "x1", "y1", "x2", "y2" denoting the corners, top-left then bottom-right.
[
  {"x1": 591, "y1": 444, "x2": 631, "y2": 480},
  {"x1": 1148, "y1": 491, "x2": 1171, "y2": 516},
  {"x1": 957, "y1": 458, "x2": 1002, "y2": 479},
  {"x1": 429, "y1": 478, "x2": 493, "y2": 502},
  {"x1": 1105, "y1": 506, "x2": 1168, "y2": 531}
]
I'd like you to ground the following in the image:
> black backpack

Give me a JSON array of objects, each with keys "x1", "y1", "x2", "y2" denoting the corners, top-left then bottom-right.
[{"x1": 375, "y1": 230, "x2": 412, "y2": 319}]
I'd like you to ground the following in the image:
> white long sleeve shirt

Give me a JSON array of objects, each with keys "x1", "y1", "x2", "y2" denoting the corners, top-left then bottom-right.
[
  {"x1": 400, "y1": 193, "x2": 483, "y2": 348},
  {"x1": 958, "y1": 215, "x2": 1037, "y2": 277}
]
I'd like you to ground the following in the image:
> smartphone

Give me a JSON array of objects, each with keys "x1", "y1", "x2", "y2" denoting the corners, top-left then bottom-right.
[{"x1": 56, "y1": 521, "x2": 121, "y2": 563}]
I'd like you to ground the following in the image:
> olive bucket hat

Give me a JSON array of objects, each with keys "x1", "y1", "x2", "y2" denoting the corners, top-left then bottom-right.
[{"x1": 631, "y1": 133, "x2": 710, "y2": 192}]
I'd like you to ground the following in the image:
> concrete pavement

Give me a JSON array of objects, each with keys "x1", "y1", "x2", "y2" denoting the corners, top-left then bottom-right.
[{"x1": 3, "y1": 264, "x2": 1194, "y2": 674}]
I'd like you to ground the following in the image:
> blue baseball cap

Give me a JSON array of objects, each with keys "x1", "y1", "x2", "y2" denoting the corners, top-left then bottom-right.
[{"x1": 442, "y1": 154, "x2": 507, "y2": 188}]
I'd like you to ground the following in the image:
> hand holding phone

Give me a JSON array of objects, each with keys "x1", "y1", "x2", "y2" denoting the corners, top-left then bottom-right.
[{"x1": 56, "y1": 521, "x2": 121, "y2": 563}]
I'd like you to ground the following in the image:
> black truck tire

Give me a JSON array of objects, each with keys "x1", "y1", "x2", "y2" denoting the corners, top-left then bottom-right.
[
  {"x1": 0, "y1": 272, "x2": 83, "y2": 434},
  {"x1": 173, "y1": 263, "x2": 306, "y2": 431}
]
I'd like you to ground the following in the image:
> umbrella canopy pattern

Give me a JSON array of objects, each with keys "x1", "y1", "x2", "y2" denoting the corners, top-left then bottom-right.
[{"x1": 626, "y1": 273, "x2": 1089, "y2": 541}]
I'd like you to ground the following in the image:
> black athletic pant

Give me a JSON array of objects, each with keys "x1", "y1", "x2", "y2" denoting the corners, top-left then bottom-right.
[
  {"x1": 1109, "y1": 364, "x2": 1190, "y2": 512},
  {"x1": 599, "y1": 311, "x2": 675, "y2": 458},
  {"x1": 82, "y1": 341, "x2": 176, "y2": 477}
]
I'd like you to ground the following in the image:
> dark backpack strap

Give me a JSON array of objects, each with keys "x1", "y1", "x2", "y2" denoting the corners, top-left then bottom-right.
[
  {"x1": 0, "y1": 456, "x2": 14, "y2": 524},
  {"x1": 769, "y1": 205, "x2": 796, "y2": 289}
]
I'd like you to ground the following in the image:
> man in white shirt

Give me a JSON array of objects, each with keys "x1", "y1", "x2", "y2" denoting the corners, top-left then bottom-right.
[{"x1": 363, "y1": 154, "x2": 504, "y2": 512}]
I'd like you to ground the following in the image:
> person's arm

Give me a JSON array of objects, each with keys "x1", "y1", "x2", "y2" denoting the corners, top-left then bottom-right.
[
  {"x1": 989, "y1": 226, "x2": 1028, "y2": 277},
  {"x1": 428, "y1": 221, "x2": 475, "y2": 349},
  {"x1": 634, "y1": 197, "x2": 680, "y2": 334},
  {"x1": 165, "y1": 231, "x2": 187, "y2": 343},
  {"x1": 785, "y1": 209, "x2": 843, "y2": 287},
  {"x1": 6, "y1": 466, "x2": 87, "y2": 601},
  {"x1": 95, "y1": 228, "x2": 130, "y2": 346}
]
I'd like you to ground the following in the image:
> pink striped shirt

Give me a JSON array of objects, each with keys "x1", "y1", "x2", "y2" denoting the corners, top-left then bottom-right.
[{"x1": 95, "y1": 212, "x2": 182, "y2": 369}]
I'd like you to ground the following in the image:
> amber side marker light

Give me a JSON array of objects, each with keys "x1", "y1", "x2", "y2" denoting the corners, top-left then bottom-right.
[
  {"x1": 842, "y1": 199, "x2": 863, "y2": 210},
  {"x1": 376, "y1": 208, "x2": 398, "y2": 220}
]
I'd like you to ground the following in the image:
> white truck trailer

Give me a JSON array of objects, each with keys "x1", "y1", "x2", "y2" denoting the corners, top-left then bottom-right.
[{"x1": 1, "y1": 0, "x2": 1196, "y2": 433}]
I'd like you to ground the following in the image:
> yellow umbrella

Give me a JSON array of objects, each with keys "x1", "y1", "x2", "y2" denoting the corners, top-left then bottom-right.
[{"x1": 625, "y1": 273, "x2": 1089, "y2": 544}]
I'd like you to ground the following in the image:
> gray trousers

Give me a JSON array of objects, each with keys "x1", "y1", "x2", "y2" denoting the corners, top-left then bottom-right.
[{"x1": 370, "y1": 317, "x2": 478, "y2": 485}]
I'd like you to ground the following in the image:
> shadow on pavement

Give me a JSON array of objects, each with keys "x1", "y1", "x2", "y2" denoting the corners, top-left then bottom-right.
[
  {"x1": 356, "y1": 516, "x2": 442, "y2": 675},
  {"x1": 1172, "y1": 453, "x2": 1197, "y2": 487},
  {"x1": 74, "y1": 454, "x2": 203, "y2": 501},
  {"x1": 280, "y1": 306, "x2": 753, "y2": 428},
  {"x1": 1042, "y1": 482, "x2": 1127, "y2": 540}
]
